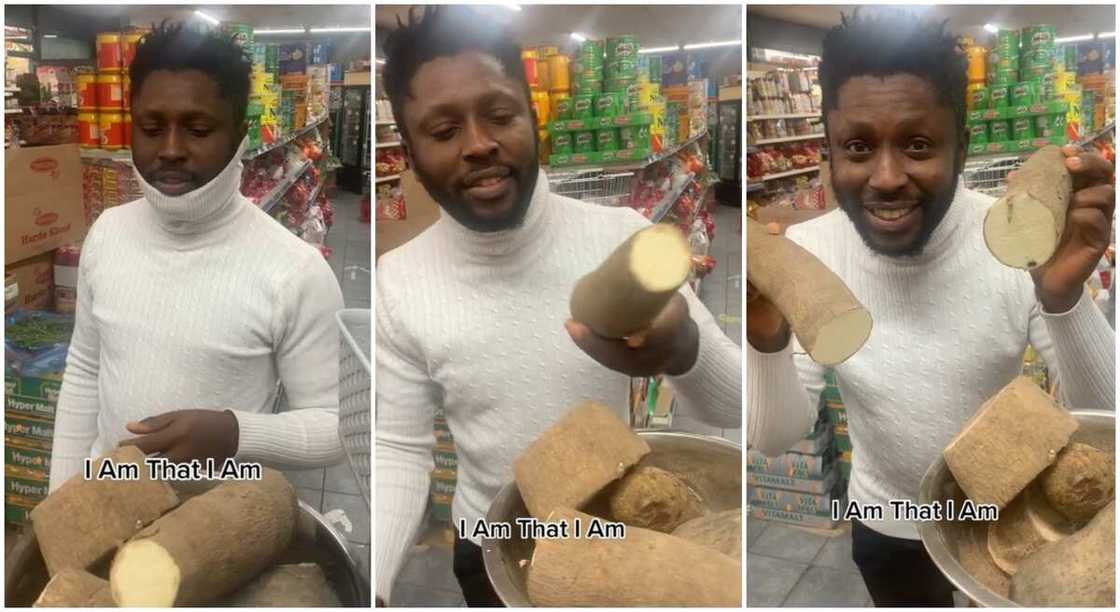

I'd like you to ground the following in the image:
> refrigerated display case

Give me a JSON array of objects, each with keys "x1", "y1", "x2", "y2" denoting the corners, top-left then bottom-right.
[
  {"x1": 339, "y1": 85, "x2": 369, "y2": 193},
  {"x1": 716, "y1": 92, "x2": 742, "y2": 204}
]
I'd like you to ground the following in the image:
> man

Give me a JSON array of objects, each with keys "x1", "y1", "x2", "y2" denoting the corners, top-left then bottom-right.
[
  {"x1": 50, "y1": 23, "x2": 345, "y2": 491},
  {"x1": 747, "y1": 11, "x2": 1114, "y2": 607},
  {"x1": 376, "y1": 7, "x2": 741, "y2": 606}
]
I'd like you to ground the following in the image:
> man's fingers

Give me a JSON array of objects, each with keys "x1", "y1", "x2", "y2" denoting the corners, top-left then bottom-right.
[
  {"x1": 1062, "y1": 145, "x2": 1115, "y2": 188},
  {"x1": 1068, "y1": 183, "x2": 1116, "y2": 217},
  {"x1": 566, "y1": 320, "x2": 646, "y2": 375},
  {"x1": 125, "y1": 412, "x2": 176, "y2": 435},
  {"x1": 119, "y1": 428, "x2": 178, "y2": 455}
]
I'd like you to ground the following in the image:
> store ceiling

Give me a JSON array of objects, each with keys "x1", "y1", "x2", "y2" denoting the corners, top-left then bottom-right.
[
  {"x1": 748, "y1": 5, "x2": 1116, "y2": 43},
  {"x1": 376, "y1": 5, "x2": 741, "y2": 49},
  {"x1": 51, "y1": 5, "x2": 370, "y2": 30}
]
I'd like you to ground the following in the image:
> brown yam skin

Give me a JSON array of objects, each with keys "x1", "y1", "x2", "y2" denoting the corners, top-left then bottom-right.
[
  {"x1": 1039, "y1": 442, "x2": 1115, "y2": 523},
  {"x1": 1010, "y1": 502, "x2": 1115, "y2": 607},
  {"x1": 527, "y1": 507, "x2": 741, "y2": 606},
  {"x1": 225, "y1": 563, "x2": 340, "y2": 607},
  {"x1": 109, "y1": 468, "x2": 298, "y2": 606},
  {"x1": 31, "y1": 445, "x2": 179, "y2": 576},
  {"x1": 34, "y1": 570, "x2": 114, "y2": 607},
  {"x1": 671, "y1": 509, "x2": 742, "y2": 558},
  {"x1": 514, "y1": 402, "x2": 650, "y2": 520},
  {"x1": 983, "y1": 145, "x2": 1073, "y2": 269},
  {"x1": 987, "y1": 485, "x2": 1072, "y2": 575},
  {"x1": 607, "y1": 466, "x2": 703, "y2": 533}
]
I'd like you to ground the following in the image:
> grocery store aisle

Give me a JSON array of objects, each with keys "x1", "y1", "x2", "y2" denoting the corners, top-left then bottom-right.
[{"x1": 283, "y1": 188, "x2": 372, "y2": 583}]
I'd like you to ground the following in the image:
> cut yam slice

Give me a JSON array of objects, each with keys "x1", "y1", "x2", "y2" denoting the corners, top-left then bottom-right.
[
  {"x1": 33, "y1": 570, "x2": 114, "y2": 607},
  {"x1": 670, "y1": 509, "x2": 742, "y2": 559},
  {"x1": 983, "y1": 145, "x2": 1072, "y2": 269},
  {"x1": 987, "y1": 485, "x2": 1073, "y2": 575}
]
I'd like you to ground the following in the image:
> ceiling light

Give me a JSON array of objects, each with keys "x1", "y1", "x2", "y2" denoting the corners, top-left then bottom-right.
[
  {"x1": 1098, "y1": 32, "x2": 1116, "y2": 39},
  {"x1": 376, "y1": 59, "x2": 386, "y2": 65},
  {"x1": 570, "y1": 32, "x2": 587, "y2": 43},
  {"x1": 42, "y1": 34, "x2": 58, "y2": 39},
  {"x1": 309, "y1": 27, "x2": 371, "y2": 33},
  {"x1": 983, "y1": 24, "x2": 999, "y2": 34},
  {"x1": 254, "y1": 28, "x2": 307, "y2": 35},
  {"x1": 499, "y1": 3, "x2": 522, "y2": 11},
  {"x1": 683, "y1": 40, "x2": 741, "y2": 50},
  {"x1": 638, "y1": 45, "x2": 680, "y2": 54},
  {"x1": 1055, "y1": 34, "x2": 1094, "y2": 43},
  {"x1": 193, "y1": 10, "x2": 221, "y2": 26}
]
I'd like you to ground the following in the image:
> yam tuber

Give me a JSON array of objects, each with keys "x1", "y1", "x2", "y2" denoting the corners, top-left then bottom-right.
[
  {"x1": 670, "y1": 509, "x2": 742, "y2": 559},
  {"x1": 607, "y1": 465, "x2": 702, "y2": 532},
  {"x1": 34, "y1": 570, "x2": 114, "y2": 607},
  {"x1": 1009, "y1": 502, "x2": 1115, "y2": 606},
  {"x1": 1038, "y1": 442, "x2": 1115, "y2": 523},
  {"x1": 108, "y1": 468, "x2": 297, "y2": 607},
  {"x1": 957, "y1": 520, "x2": 1010, "y2": 599},
  {"x1": 745, "y1": 217, "x2": 872, "y2": 365},
  {"x1": 570, "y1": 224, "x2": 692, "y2": 339},
  {"x1": 31, "y1": 445, "x2": 179, "y2": 576},
  {"x1": 987, "y1": 485, "x2": 1072, "y2": 575},
  {"x1": 225, "y1": 563, "x2": 340, "y2": 607},
  {"x1": 514, "y1": 401, "x2": 650, "y2": 520},
  {"x1": 983, "y1": 145, "x2": 1072, "y2": 269},
  {"x1": 526, "y1": 507, "x2": 741, "y2": 606},
  {"x1": 943, "y1": 376, "x2": 1078, "y2": 509}
]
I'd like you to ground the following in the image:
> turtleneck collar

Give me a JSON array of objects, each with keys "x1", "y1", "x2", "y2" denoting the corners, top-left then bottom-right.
[
  {"x1": 136, "y1": 137, "x2": 248, "y2": 235},
  {"x1": 437, "y1": 169, "x2": 556, "y2": 264}
]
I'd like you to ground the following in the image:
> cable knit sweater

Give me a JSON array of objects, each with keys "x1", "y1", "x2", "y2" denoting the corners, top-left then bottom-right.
[
  {"x1": 748, "y1": 186, "x2": 1115, "y2": 540},
  {"x1": 375, "y1": 172, "x2": 742, "y2": 600},
  {"x1": 49, "y1": 143, "x2": 345, "y2": 492}
]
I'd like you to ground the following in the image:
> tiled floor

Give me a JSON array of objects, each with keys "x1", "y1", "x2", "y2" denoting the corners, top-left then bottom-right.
[
  {"x1": 282, "y1": 187, "x2": 371, "y2": 586},
  {"x1": 747, "y1": 517, "x2": 872, "y2": 607},
  {"x1": 389, "y1": 195, "x2": 744, "y2": 607}
]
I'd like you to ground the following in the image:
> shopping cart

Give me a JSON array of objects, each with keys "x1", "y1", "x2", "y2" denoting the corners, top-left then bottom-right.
[
  {"x1": 337, "y1": 308, "x2": 371, "y2": 509},
  {"x1": 549, "y1": 169, "x2": 635, "y2": 206}
]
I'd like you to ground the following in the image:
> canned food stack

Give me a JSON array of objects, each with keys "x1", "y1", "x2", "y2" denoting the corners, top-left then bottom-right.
[
  {"x1": 79, "y1": 31, "x2": 142, "y2": 152},
  {"x1": 249, "y1": 41, "x2": 282, "y2": 149},
  {"x1": 964, "y1": 38, "x2": 987, "y2": 112},
  {"x1": 523, "y1": 47, "x2": 554, "y2": 164}
]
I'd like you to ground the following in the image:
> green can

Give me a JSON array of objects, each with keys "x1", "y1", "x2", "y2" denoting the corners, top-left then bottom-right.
[
  {"x1": 265, "y1": 44, "x2": 280, "y2": 74},
  {"x1": 573, "y1": 95, "x2": 596, "y2": 119},
  {"x1": 989, "y1": 85, "x2": 1010, "y2": 108},
  {"x1": 648, "y1": 56, "x2": 662, "y2": 83},
  {"x1": 996, "y1": 30, "x2": 1020, "y2": 53},
  {"x1": 1035, "y1": 113, "x2": 1066, "y2": 138},
  {"x1": 989, "y1": 119, "x2": 1012, "y2": 141},
  {"x1": 624, "y1": 81, "x2": 642, "y2": 113},
  {"x1": 969, "y1": 86, "x2": 989, "y2": 110},
  {"x1": 553, "y1": 96, "x2": 573, "y2": 120},
  {"x1": 988, "y1": 68, "x2": 1018, "y2": 86},
  {"x1": 580, "y1": 41, "x2": 604, "y2": 64},
  {"x1": 595, "y1": 92, "x2": 623, "y2": 117},
  {"x1": 596, "y1": 128, "x2": 619, "y2": 152},
  {"x1": 1064, "y1": 46, "x2": 1078, "y2": 71},
  {"x1": 606, "y1": 35, "x2": 639, "y2": 60},
  {"x1": 552, "y1": 131, "x2": 574, "y2": 155},
  {"x1": 578, "y1": 78, "x2": 603, "y2": 95},
  {"x1": 968, "y1": 122, "x2": 989, "y2": 145},
  {"x1": 574, "y1": 130, "x2": 596, "y2": 153},
  {"x1": 1012, "y1": 116, "x2": 1035, "y2": 140},
  {"x1": 605, "y1": 75, "x2": 636, "y2": 92},
  {"x1": 619, "y1": 126, "x2": 641, "y2": 150},
  {"x1": 606, "y1": 60, "x2": 638, "y2": 80},
  {"x1": 1039, "y1": 72, "x2": 1058, "y2": 100},
  {"x1": 1020, "y1": 64, "x2": 1050, "y2": 81},
  {"x1": 1021, "y1": 48, "x2": 1056, "y2": 66},
  {"x1": 1011, "y1": 80, "x2": 1040, "y2": 106},
  {"x1": 1022, "y1": 25, "x2": 1057, "y2": 49},
  {"x1": 988, "y1": 50, "x2": 1020, "y2": 71}
]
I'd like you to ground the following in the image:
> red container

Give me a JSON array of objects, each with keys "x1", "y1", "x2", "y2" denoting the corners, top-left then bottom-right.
[
  {"x1": 76, "y1": 74, "x2": 98, "y2": 110},
  {"x1": 99, "y1": 111, "x2": 125, "y2": 150},
  {"x1": 97, "y1": 74, "x2": 123, "y2": 111},
  {"x1": 97, "y1": 33, "x2": 122, "y2": 73},
  {"x1": 78, "y1": 112, "x2": 99, "y2": 148}
]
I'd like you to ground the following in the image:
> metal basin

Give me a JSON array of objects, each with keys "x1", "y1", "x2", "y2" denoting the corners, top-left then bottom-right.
[
  {"x1": 482, "y1": 430, "x2": 742, "y2": 607},
  {"x1": 5, "y1": 500, "x2": 369, "y2": 607},
  {"x1": 917, "y1": 409, "x2": 1114, "y2": 607}
]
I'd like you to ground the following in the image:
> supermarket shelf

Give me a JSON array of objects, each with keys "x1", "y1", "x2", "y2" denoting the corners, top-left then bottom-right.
[
  {"x1": 80, "y1": 148, "x2": 131, "y2": 161},
  {"x1": 746, "y1": 182, "x2": 765, "y2": 193},
  {"x1": 546, "y1": 129, "x2": 709, "y2": 175},
  {"x1": 1080, "y1": 122, "x2": 1115, "y2": 145},
  {"x1": 261, "y1": 160, "x2": 313, "y2": 214},
  {"x1": 759, "y1": 165, "x2": 820, "y2": 181},
  {"x1": 375, "y1": 141, "x2": 402, "y2": 149},
  {"x1": 650, "y1": 172, "x2": 697, "y2": 224},
  {"x1": 242, "y1": 116, "x2": 326, "y2": 160},
  {"x1": 753, "y1": 133, "x2": 825, "y2": 145},
  {"x1": 306, "y1": 179, "x2": 324, "y2": 207},
  {"x1": 747, "y1": 113, "x2": 820, "y2": 121},
  {"x1": 375, "y1": 173, "x2": 401, "y2": 184},
  {"x1": 375, "y1": 120, "x2": 395, "y2": 126}
]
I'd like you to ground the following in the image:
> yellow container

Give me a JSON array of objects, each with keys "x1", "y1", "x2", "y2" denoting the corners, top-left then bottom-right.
[
  {"x1": 547, "y1": 55, "x2": 570, "y2": 93},
  {"x1": 649, "y1": 96, "x2": 666, "y2": 153},
  {"x1": 532, "y1": 90, "x2": 550, "y2": 127},
  {"x1": 639, "y1": 80, "x2": 661, "y2": 112},
  {"x1": 537, "y1": 59, "x2": 551, "y2": 92},
  {"x1": 538, "y1": 129, "x2": 550, "y2": 165},
  {"x1": 966, "y1": 45, "x2": 987, "y2": 84},
  {"x1": 538, "y1": 46, "x2": 560, "y2": 58}
]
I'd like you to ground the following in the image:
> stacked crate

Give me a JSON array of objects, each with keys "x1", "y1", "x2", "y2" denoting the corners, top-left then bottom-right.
[
  {"x1": 429, "y1": 409, "x2": 457, "y2": 525},
  {"x1": 5, "y1": 374, "x2": 62, "y2": 524},
  {"x1": 823, "y1": 370, "x2": 852, "y2": 482}
]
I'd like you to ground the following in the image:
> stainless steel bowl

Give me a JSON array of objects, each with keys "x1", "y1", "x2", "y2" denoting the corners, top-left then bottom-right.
[
  {"x1": 917, "y1": 409, "x2": 1114, "y2": 607},
  {"x1": 482, "y1": 430, "x2": 742, "y2": 607}
]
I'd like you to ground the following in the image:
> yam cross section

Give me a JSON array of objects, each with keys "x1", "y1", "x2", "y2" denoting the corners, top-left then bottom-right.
[
  {"x1": 33, "y1": 570, "x2": 114, "y2": 607},
  {"x1": 514, "y1": 401, "x2": 650, "y2": 520},
  {"x1": 982, "y1": 145, "x2": 1073, "y2": 269},
  {"x1": 30, "y1": 445, "x2": 180, "y2": 576},
  {"x1": 745, "y1": 217, "x2": 872, "y2": 365},
  {"x1": 526, "y1": 507, "x2": 742, "y2": 607},
  {"x1": 957, "y1": 519, "x2": 1010, "y2": 599},
  {"x1": 986, "y1": 484, "x2": 1072, "y2": 575},
  {"x1": 569, "y1": 223, "x2": 692, "y2": 339},
  {"x1": 108, "y1": 468, "x2": 298, "y2": 607},
  {"x1": 1009, "y1": 501, "x2": 1115, "y2": 606},
  {"x1": 943, "y1": 376, "x2": 1078, "y2": 509},
  {"x1": 670, "y1": 508, "x2": 742, "y2": 559}
]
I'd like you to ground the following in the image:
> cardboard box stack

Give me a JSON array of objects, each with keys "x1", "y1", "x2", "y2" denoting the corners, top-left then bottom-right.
[
  {"x1": 430, "y1": 408, "x2": 457, "y2": 524},
  {"x1": 823, "y1": 370, "x2": 852, "y2": 483},
  {"x1": 747, "y1": 400, "x2": 845, "y2": 530}
]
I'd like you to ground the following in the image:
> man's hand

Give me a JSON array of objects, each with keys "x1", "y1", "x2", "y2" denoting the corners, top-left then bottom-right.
[
  {"x1": 566, "y1": 293, "x2": 699, "y2": 377},
  {"x1": 1031, "y1": 145, "x2": 1116, "y2": 313},
  {"x1": 746, "y1": 280, "x2": 792, "y2": 353},
  {"x1": 119, "y1": 409, "x2": 240, "y2": 463}
]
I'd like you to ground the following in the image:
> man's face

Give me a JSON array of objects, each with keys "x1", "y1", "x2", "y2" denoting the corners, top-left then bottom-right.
[
  {"x1": 132, "y1": 69, "x2": 245, "y2": 196},
  {"x1": 400, "y1": 51, "x2": 539, "y2": 232},
  {"x1": 827, "y1": 74, "x2": 964, "y2": 257}
]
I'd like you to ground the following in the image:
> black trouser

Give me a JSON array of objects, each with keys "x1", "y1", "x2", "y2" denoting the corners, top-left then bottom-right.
[
  {"x1": 851, "y1": 519, "x2": 957, "y2": 607},
  {"x1": 453, "y1": 538, "x2": 503, "y2": 607}
]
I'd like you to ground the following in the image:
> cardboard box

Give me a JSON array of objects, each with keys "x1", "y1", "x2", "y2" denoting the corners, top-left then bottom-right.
[
  {"x1": 6, "y1": 493, "x2": 38, "y2": 525},
  {"x1": 787, "y1": 419, "x2": 833, "y2": 455},
  {"x1": 746, "y1": 464, "x2": 839, "y2": 495},
  {"x1": 750, "y1": 505, "x2": 840, "y2": 530},
  {"x1": 4, "y1": 251, "x2": 53, "y2": 310},
  {"x1": 5, "y1": 144, "x2": 88, "y2": 264},
  {"x1": 748, "y1": 485, "x2": 845, "y2": 517},
  {"x1": 748, "y1": 449, "x2": 833, "y2": 478},
  {"x1": 5, "y1": 443, "x2": 51, "y2": 477},
  {"x1": 376, "y1": 171, "x2": 441, "y2": 260},
  {"x1": 4, "y1": 412, "x2": 54, "y2": 450},
  {"x1": 5, "y1": 472, "x2": 48, "y2": 500}
]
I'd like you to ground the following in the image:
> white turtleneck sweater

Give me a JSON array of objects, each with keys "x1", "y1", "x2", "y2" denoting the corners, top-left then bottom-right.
[
  {"x1": 49, "y1": 141, "x2": 345, "y2": 492},
  {"x1": 375, "y1": 172, "x2": 742, "y2": 600},
  {"x1": 748, "y1": 186, "x2": 1115, "y2": 540}
]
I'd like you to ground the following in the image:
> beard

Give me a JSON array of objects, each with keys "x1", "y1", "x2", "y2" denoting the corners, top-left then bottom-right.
[{"x1": 833, "y1": 156, "x2": 962, "y2": 258}]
